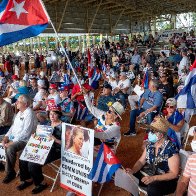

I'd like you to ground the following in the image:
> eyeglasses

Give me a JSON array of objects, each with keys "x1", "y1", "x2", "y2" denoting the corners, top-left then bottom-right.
[
  {"x1": 166, "y1": 105, "x2": 174, "y2": 109},
  {"x1": 160, "y1": 75, "x2": 166, "y2": 78}
]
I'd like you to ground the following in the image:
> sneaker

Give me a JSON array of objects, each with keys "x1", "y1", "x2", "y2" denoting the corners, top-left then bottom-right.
[
  {"x1": 123, "y1": 131, "x2": 136, "y2": 137},
  {"x1": 31, "y1": 183, "x2": 48, "y2": 194},
  {"x1": 2, "y1": 172, "x2": 16, "y2": 184},
  {"x1": 17, "y1": 181, "x2": 33, "y2": 191}
]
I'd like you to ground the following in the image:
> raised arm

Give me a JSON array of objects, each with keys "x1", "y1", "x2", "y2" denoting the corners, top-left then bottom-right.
[{"x1": 84, "y1": 94, "x2": 105, "y2": 119}]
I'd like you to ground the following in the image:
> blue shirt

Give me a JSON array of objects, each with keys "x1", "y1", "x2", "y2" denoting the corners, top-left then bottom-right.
[
  {"x1": 142, "y1": 89, "x2": 163, "y2": 110},
  {"x1": 97, "y1": 95, "x2": 116, "y2": 112}
]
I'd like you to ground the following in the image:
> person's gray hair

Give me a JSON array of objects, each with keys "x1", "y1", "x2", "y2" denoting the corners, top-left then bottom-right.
[
  {"x1": 19, "y1": 95, "x2": 32, "y2": 107},
  {"x1": 151, "y1": 79, "x2": 159, "y2": 89}
]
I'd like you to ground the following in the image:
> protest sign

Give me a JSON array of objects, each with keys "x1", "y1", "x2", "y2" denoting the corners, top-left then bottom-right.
[
  {"x1": 61, "y1": 123, "x2": 94, "y2": 196},
  {"x1": 0, "y1": 143, "x2": 6, "y2": 162},
  {"x1": 20, "y1": 125, "x2": 54, "y2": 165},
  {"x1": 115, "y1": 168, "x2": 139, "y2": 196}
]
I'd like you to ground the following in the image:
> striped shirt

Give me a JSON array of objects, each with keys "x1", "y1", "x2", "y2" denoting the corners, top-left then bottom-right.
[{"x1": 183, "y1": 154, "x2": 196, "y2": 196}]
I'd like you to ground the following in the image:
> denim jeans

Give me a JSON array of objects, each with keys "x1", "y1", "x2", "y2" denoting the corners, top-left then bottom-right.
[
  {"x1": 115, "y1": 92, "x2": 127, "y2": 108},
  {"x1": 129, "y1": 109, "x2": 156, "y2": 133}
]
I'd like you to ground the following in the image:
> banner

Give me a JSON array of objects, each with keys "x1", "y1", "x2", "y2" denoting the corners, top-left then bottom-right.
[
  {"x1": 60, "y1": 123, "x2": 94, "y2": 196},
  {"x1": 20, "y1": 125, "x2": 54, "y2": 165},
  {"x1": 0, "y1": 143, "x2": 6, "y2": 162}
]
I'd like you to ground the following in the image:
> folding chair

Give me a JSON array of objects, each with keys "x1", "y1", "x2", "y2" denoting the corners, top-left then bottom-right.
[
  {"x1": 43, "y1": 159, "x2": 61, "y2": 192},
  {"x1": 183, "y1": 126, "x2": 196, "y2": 150}
]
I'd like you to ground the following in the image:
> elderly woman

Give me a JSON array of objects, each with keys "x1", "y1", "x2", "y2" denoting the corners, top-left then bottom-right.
[
  {"x1": 16, "y1": 106, "x2": 62, "y2": 194},
  {"x1": 83, "y1": 88, "x2": 124, "y2": 149},
  {"x1": 163, "y1": 98, "x2": 184, "y2": 149},
  {"x1": 126, "y1": 117, "x2": 180, "y2": 196}
]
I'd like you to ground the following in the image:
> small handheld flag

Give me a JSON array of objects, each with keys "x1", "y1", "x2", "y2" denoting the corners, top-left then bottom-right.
[{"x1": 88, "y1": 143, "x2": 121, "y2": 183}]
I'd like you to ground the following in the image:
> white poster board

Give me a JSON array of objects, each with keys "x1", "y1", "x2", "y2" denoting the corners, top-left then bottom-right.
[
  {"x1": 20, "y1": 125, "x2": 54, "y2": 165},
  {"x1": 115, "y1": 168, "x2": 139, "y2": 196},
  {"x1": 0, "y1": 143, "x2": 6, "y2": 162},
  {"x1": 60, "y1": 123, "x2": 94, "y2": 196}
]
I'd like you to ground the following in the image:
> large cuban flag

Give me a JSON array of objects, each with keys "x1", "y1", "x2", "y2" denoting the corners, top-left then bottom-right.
[
  {"x1": 88, "y1": 143, "x2": 121, "y2": 183},
  {"x1": 0, "y1": 0, "x2": 49, "y2": 47}
]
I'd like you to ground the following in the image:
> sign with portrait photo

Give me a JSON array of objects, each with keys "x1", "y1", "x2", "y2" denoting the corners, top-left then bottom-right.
[
  {"x1": 60, "y1": 123, "x2": 94, "y2": 196},
  {"x1": 20, "y1": 125, "x2": 54, "y2": 165}
]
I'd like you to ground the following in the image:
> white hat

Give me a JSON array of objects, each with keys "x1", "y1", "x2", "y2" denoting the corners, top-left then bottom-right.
[
  {"x1": 111, "y1": 102, "x2": 125, "y2": 120},
  {"x1": 40, "y1": 71, "x2": 45, "y2": 77},
  {"x1": 166, "y1": 98, "x2": 177, "y2": 106},
  {"x1": 37, "y1": 79, "x2": 45, "y2": 88}
]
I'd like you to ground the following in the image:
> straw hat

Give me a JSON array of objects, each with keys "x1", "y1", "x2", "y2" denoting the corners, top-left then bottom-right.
[{"x1": 143, "y1": 117, "x2": 169, "y2": 133}]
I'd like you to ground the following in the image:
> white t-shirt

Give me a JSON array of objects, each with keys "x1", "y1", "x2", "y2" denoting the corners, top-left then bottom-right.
[
  {"x1": 117, "y1": 79, "x2": 131, "y2": 94},
  {"x1": 178, "y1": 56, "x2": 189, "y2": 76},
  {"x1": 108, "y1": 79, "x2": 118, "y2": 90},
  {"x1": 45, "y1": 56, "x2": 53, "y2": 64},
  {"x1": 33, "y1": 90, "x2": 44, "y2": 108}
]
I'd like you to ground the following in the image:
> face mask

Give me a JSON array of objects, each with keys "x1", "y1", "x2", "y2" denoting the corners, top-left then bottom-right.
[
  {"x1": 148, "y1": 131, "x2": 158, "y2": 143},
  {"x1": 191, "y1": 140, "x2": 196, "y2": 152}
]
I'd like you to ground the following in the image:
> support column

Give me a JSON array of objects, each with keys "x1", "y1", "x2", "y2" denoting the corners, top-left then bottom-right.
[
  {"x1": 171, "y1": 14, "x2": 176, "y2": 29},
  {"x1": 100, "y1": 33, "x2": 103, "y2": 46}
]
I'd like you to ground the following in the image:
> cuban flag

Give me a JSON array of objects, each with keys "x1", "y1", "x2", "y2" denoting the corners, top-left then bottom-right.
[
  {"x1": 88, "y1": 143, "x2": 121, "y2": 183},
  {"x1": 0, "y1": 0, "x2": 49, "y2": 47},
  {"x1": 176, "y1": 60, "x2": 196, "y2": 109},
  {"x1": 142, "y1": 70, "x2": 149, "y2": 89}
]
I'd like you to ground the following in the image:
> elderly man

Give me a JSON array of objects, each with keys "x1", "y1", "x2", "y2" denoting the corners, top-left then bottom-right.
[
  {"x1": 176, "y1": 128, "x2": 196, "y2": 196},
  {"x1": 2, "y1": 95, "x2": 37, "y2": 184},
  {"x1": 124, "y1": 79, "x2": 163, "y2": 136}
]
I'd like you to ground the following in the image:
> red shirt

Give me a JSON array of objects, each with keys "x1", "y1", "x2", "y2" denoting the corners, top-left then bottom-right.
[{"x1": 71, "y1": 84, "x2": 84, "y2": 102}]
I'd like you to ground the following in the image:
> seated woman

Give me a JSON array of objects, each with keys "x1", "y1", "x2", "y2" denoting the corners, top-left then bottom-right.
[
  {"x1": 126, "y1": 117, "x2": 180, "y2": 196},
  {"x1": 163, "y1": 98, "x2": 184, "y2": 149},
  {"x1": 83, "y1": 87, "x2": 124, "y2": 151},
  {"x1": 16, "y1": 106, "x2": 62, "y2": 194}
]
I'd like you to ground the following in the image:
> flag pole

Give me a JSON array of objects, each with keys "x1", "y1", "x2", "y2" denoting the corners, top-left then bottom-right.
[{"x1": 39, "y1": 0, "x2": 82, "y2": 88}]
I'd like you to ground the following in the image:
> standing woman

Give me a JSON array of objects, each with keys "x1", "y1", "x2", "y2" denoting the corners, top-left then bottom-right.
[
  {"x1": 16, "y1": 106, "x2": 62, "y2": 194},
  {"x1": 83, "y1": 88, "x2": 124, "y2": 150}
]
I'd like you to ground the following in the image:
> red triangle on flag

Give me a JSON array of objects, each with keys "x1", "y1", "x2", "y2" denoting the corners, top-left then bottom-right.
[
  {"x1": 103, "y1": 144, "x2": 121, "y2": 165},
  {"x1": 0, "y1": 0, "x2": 48, "y2": 25}
]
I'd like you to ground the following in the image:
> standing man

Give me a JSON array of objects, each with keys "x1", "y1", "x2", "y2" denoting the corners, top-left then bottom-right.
[{"x1": 2, "y1": 95, "x2": 37, "y2": 184}]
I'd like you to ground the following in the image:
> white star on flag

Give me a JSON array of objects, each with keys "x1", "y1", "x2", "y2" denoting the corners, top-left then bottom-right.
[
  {"x1": 106, "y1": 152, "x2": 113, "y2": 161},
  {"x1": 9, "y1": 0, "x2": 28, "y2": 19}
]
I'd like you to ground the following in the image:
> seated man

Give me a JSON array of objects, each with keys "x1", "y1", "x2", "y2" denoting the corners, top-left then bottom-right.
[
  {"x1": 2, "y1": 95, "x2": 37, "y2": 184},
  {"x1": 0, "y1": 94, "x2": 14, "y2": 170},
  {"x1": 124, "y1": 79, "x2": 163, "y2": 136},
  {"x1": 113, "y1": 72, "x2": 131, "y2": 108},
  {"x1": 97, "y1": 83, "x2": 116, "y2": 112},
  {"x1": 176, "y1": 128, "x2": 196, "y2": 196}
]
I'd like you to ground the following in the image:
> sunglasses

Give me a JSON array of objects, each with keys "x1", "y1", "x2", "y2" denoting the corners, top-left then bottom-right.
[{"x1": 166, "y1": 105, "x2": 174, "y2": 109}]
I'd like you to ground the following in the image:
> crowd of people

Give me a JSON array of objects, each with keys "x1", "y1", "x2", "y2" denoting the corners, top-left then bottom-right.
[{"x1": 0, "y1": 30, "x2": 195, "y2": 195}]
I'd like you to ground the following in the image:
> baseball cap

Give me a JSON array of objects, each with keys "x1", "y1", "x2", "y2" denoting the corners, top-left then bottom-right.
[
  {"x1": 103, "y1": 83, "x2": 112, "y2": 90},
  {"x1": 166, "y1": 98, "x2": 177, "y2": 106}
]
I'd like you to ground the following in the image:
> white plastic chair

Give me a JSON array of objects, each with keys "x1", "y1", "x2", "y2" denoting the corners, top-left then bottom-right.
[
  {"x1": 183, "y1": 126, "x2": 196, "y2": 149},
  {"x1": 43, "y1": 159, "x2": 60, "y2": 192}
]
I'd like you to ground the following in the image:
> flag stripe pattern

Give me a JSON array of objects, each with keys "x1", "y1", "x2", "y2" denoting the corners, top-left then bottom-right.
[
  {"x1": 88, "y1": 144, "x2": 121, "y2": 183},
  {"x1": 0, "y1": 0, "x2": 49, "y2": 46}
]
